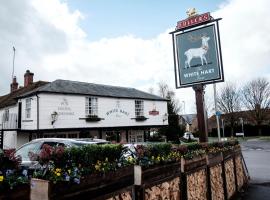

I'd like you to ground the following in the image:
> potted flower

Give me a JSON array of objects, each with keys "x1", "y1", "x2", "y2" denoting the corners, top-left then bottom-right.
[
  {"x1": 0, "y1": 149, "x2": 29, "y2": 199},
  {"x1": 85, "y1": 115, "x2": 102, "y2": 122}
]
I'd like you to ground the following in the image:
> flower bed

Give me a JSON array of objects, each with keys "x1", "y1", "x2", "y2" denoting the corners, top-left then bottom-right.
[{"x1": 0, "y1": 139, "x2": 242, "y2": 199}]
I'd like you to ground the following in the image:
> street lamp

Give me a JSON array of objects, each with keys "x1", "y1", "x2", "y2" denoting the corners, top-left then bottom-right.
[
  {"x1": 221, "y1": 118, "x2": 225, "y2": 138},
  {"x1": 51, "y1": 111, "x2": 58, "y2": 125},
  {"x1": 240, "y1": 117, "x2": 244, "y2": 134}
]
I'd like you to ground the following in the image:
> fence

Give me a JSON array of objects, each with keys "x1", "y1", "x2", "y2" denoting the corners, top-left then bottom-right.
[
  {"x1": 0, "y1": 146, "x2": 248, "y2": 200},
  {"x1": 26, "y1": 148, "x2": 249, "y2": 200}
]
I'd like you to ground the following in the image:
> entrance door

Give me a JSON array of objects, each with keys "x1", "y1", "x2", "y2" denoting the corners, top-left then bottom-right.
[
  {"x1": 18, "y1": 102, "x2": 22, "y2": 129},
  {"x1": 128, "y1": 131, "x2": 144, "y2": 143}
]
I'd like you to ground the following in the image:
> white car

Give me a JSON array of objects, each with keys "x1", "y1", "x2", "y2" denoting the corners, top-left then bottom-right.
[
  {"x1": 183, "y1": 132, "x2": 195, "y2": 140},
  {"x1": 15, "y1": 138, "x2": 109, "y2": 169}
]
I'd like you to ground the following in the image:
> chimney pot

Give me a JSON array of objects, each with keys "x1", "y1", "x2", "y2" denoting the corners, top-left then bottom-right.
[{"x1": 24, "y1": 70, "x2": 34, "y2": 87}]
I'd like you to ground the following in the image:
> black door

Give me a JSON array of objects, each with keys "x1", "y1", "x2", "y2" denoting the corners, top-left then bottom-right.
[{"x1": 18, "y1": 102, "x2": 22, "y2": 129}]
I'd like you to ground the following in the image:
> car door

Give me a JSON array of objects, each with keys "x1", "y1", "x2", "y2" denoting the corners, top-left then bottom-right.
[{"x1": 15, "y1": 141, "x2": 43, "y2": 168}]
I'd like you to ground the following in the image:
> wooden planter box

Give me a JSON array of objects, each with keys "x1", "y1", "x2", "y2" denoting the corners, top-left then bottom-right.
[
  {"x1": 181, "y1": 155, "x2": 207, "y2": 173},
  {"x1": 0, "y1": 184, "x2": 30, "y2": 200},
  {"x1": 134, "y1": 162, "x2": 181, "y2": 186},
  {"x1": 134, "y1": 162, "x2": 181, "y2": 200},
  {"x1": 222, "y1": 149, "x2": 235, "y2": 160},
  {"x1": 206, "y1": 152, "x2": 223, "y2": 166},
  {"x1": 31, "y1": 166, "x2": 134, "y2": 200}
]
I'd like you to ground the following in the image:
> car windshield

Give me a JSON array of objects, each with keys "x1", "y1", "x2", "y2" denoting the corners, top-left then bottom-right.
[{"x1": 15, "y1": 142, "x2": 41, "y2": 161}]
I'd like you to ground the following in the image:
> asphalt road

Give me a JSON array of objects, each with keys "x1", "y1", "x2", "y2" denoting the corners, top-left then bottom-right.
[{"x1": 240, "y1": 139, "x2": 270, "y2": 199}]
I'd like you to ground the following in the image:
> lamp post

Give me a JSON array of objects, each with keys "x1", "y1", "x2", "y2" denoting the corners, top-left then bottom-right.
[
  {"x1": 51, "y1": 111, "x2": 58, "y2": 125},
  {"x1": 240, "y1": 117, "x2": 244, "y2": 135}
]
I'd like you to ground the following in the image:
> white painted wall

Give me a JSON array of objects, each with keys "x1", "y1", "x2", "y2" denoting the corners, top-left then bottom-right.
[
  {"x1": 3, "y1": 131, "x2": 17, "y2": 149},
  {"x1": 0, "y1": 105, "x2": 18, "y2": 149},
  {"x1": 20, "y1": 93, "x2": 168, "y2": 130}
]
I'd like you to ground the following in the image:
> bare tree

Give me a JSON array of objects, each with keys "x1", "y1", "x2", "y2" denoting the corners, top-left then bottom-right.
[
  {"x1": 241, "y1": 78, "x2": 270, "y2": 135},
  {"x1": 158, "y1": 82, "x2": 181, "y2": 114},
  {"x1": 157, "y1": 82, "x2": 183, "y2": 141},
  {"x1": 217, "y1": 83, "x2": 241, "y2": 136},
  {"x1": 148, "y1": 87, "x2": 154, "y2": 94}
]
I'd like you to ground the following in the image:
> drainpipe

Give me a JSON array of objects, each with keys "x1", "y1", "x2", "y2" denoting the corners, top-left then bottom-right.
[{"x1": 36, "y1": 94, "x2": 39, "y2": 130}]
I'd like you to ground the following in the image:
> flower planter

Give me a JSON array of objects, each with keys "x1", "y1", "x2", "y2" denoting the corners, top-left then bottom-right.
[
  {"x1": 31, "y1": 166, "x2": 134, "y2": 200},
  {"x1": 134, "y1": 162, "x2": 181, "y2": 200},
  {"x1": 85, "y1": 116, "x2": 102, "y2": 122},
  {"x1": 134, "y1": 162, "x2": 181, "y2": 186},
  {"x1": 206, "y1": 152, "x2": 223, "y2": 166},
  {"x1": 132, "y1": 116, "x2": 148, "y2": 121},
  {"x1": 181, "y1": 155, "x2": 207, "y2": 173},
  {"x1": 222, "y1": 149, "x2": 234, "y2": 160}
]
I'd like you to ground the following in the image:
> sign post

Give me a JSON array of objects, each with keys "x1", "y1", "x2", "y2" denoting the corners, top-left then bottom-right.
[
  {"x1": 170, "y1": 9, "x2": 224, "y2": 143},
  {"x1": 193, "y1": 84, "x2": 208, "y2": 142}
]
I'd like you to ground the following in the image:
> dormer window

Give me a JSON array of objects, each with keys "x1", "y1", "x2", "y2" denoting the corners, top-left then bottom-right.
[
  {"x1": 25, "y1": 98, "x2": 31, "y2": 118},
  {"x1": 85, "y1": 97, "x2": 98, "y2": 116}
]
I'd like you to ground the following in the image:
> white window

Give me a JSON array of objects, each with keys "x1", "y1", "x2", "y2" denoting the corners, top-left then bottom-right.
[
  {"x1": 25, "y1": 98, "x2": 31, "y2": 118},
  {"x1": 85, "y1": 97, "x2": 98, "y2": 116},
  {"x1": 135, "y1": 100, "x2": 144, "y2": 117},
  {"x1": 3, "y1": 109, "x2": 9, "y2": 122}
]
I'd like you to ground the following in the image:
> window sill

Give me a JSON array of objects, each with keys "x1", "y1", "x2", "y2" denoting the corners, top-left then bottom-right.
[
  {"x1": 79, "y1": 116, "x2": 104, "y2": 122},
  {"x1": 22, "y1": 120, "x2": 33, "y2": 122},
  {"x1": 131, "y1": 116, "x2": 148, "y2": 121}
]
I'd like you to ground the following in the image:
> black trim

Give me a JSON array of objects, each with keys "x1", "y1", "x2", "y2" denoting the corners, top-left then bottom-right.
[
  {"x1": 18, "y1": 102, "x2": 22, "y2": 129},
  {"x1": 170, "y1": 18, "x2": 224, "y2": 89},
  {"x1": 16, "y1": 125, "x2": 166, "y2": 133},
  {"x1": 22, "y1": 120, "x2": 34, "y2": 122}
]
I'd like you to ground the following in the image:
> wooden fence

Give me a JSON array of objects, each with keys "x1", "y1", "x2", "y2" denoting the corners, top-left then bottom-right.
[{"x1": 1, "y1": 148, "x2": 249, "y2": 200}]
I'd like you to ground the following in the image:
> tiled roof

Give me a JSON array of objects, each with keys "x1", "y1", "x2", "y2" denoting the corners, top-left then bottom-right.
[
  {"x1": 19, "y1": 79, "x2": 167, "y2": 101},
  {"x1": 0, "y1": 81, "x2": 49, "y2": 109}
]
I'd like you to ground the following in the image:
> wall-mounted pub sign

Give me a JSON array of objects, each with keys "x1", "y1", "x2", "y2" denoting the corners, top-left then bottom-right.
[{"x1": 171, "y1": 10, "x2": 224, "y2": 88}]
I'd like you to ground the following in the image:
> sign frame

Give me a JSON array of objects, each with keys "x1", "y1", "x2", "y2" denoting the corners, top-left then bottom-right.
[{"x1": 171, "y1": 19, "x2": 224, "y2": 88}]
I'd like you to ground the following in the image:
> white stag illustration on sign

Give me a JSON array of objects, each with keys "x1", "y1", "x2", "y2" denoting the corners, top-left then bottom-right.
[{"x1": 184, "y1": 35, "x2": 210, "y2": 69}]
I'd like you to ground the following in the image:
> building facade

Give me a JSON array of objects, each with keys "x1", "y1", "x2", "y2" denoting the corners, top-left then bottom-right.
[{"x1": 0, "y1": 71, "x2": 168, "y2": 149}]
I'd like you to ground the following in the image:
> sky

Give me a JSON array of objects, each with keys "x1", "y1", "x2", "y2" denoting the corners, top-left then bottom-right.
[{"x1": 1, "y1": 0, "x2": 270, "y2": 114}]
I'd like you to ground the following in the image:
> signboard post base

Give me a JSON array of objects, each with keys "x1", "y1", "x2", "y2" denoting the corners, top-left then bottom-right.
[{"x1": 193, "y1": 84, "x2": 208, "y2": 142}]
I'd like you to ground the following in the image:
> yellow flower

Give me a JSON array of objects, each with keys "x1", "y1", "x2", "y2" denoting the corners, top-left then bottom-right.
[
  {"x1": 68, "y1": 169, "x2": 71, "y2": 174},
  {"x1": 56, "y1": 173, "x2": 61, "y2": 176},
  {"x1": 0, "y1": 176, "x2": 4, "y2": 182}
]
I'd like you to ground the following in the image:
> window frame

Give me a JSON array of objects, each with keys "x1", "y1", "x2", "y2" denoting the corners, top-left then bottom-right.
[
  {"x1": 25, "y1": 98, "x2": 31, "y2": 119},
  {"x1": 85, "y1": 96, "x2": 98, "y2": 117},
  {"x1": 135, "y1": 100, "x2": 144, "y2": 117},
  {"x1": 3, "y1": 109, "x2": 9, "y2": 122}
]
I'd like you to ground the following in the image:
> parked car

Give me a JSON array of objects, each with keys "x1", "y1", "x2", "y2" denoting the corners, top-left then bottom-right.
[
  {"x1": 183, "y1": 132, "x2": 195, "y2": 140},
  {"x1": 14, "y1": 138, "x2": 109, "y2": 169}
]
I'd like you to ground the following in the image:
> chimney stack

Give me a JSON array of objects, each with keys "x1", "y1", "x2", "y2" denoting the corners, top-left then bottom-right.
[
  {"x1": 24, "y1": 70, "x2": 34, "y2": 87},
  {"x1": 10, "y1": 76, "x2": 18, "y2": 92}
]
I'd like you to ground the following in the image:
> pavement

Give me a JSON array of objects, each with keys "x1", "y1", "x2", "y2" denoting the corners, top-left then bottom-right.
[{"x1": 239, "y1": 139, "x2": 270, "y2": 200}]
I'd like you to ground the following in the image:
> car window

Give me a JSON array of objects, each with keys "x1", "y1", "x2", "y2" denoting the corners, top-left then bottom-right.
[
  {"x1": 15, "y1": 142, "x2": 42, "y2": 161},
  {"x1": 42, "y1": 142, "x2": 66, "y2": 148}
]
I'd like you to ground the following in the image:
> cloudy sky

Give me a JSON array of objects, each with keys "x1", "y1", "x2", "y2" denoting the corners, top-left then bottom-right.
[{"x1": 1, "y1": 0, "x2": 270, "y2": 114}]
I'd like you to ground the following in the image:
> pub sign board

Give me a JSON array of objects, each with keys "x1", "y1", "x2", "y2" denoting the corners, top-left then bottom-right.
[{"x1": 172, "y1": 21, "x2": 224, "y2": 88}]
